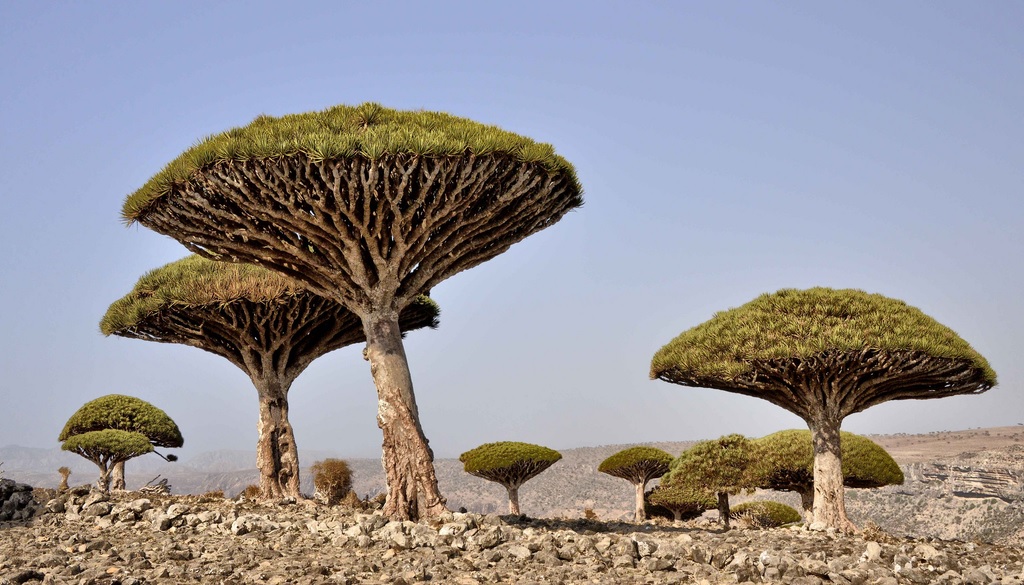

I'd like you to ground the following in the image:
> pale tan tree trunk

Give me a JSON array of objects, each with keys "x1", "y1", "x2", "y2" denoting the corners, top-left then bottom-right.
[
  {"x1": 671, "y1": 509, "x2": 683, "y2": 522},
  {"x1": 634, "y1": 481, "x2": 647, "y2": 522},
  {"x1": 798, "y1": 489, "x2": 814, "y2": 523},
  {"x1": 255, "y1": 378, "x2": 301, "y2": 500},
  {"x1": 507, "y1": 485, "x2": 521, "y2": 515},
  {"x1": 364, "y1": 312, "x2": 447, "y2": 521},
  {"x1": 96, "y1": 464, "x2": 112, "y2": 492},
  {"x1": 111, "y1": 461, "x2": 126, "y2": 491},
  {"x1": 717, "y1": 491, "x2": 731, "y2": 529},
  {"x1": 809, "y1": 417, "x2": 856, "y2": 532}
]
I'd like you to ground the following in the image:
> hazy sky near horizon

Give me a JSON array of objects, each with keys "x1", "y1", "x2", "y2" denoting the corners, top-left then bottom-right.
[{"x1": 1, "y1": 2, "x2": 1022, "y2": 462}]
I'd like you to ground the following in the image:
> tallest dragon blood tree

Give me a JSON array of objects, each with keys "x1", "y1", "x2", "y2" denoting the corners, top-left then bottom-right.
[
  {"x1": 121, "y1": 103, "x2": 583, "y2": 520},
  {"x1": 651, "y1": 287, "x2": 995, "y2": 532}
]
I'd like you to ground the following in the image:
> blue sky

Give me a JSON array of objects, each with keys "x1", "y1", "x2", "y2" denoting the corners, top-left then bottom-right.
[{"x1": 1, "y1": 2, "x2": 1021, "y2": 461}]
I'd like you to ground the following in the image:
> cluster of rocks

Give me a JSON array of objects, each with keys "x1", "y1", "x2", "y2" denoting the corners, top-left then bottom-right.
[
  {"x1": 1, "y1": 487, "x2": 1023, "y2": 585},
  {"x1": 0, "y1": 479, "x2": 38, "y2": 522}
]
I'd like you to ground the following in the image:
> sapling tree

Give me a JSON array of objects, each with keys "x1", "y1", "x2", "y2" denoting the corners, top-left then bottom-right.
[
  {"x1": 663, "y1": 434, "x2": 755, "y2": 529},
  {"x1": 645, "y1": 484, "x2": 716, "y2": 521},
  {"x1": 752, "y1": 429, "x2": 904, "y2": 522},
  {"x1": 61, "y1": 430, "x2": 153, "y2": 491},
  {"x1": 598, "y1": 446, "x2": 673, "y2": 522},
  {"x1": 121, "y1": 103, "x2": 583, "y2": 520},
  {"x1": 459, "y1": 442, "x2": 561, "y2": 515},
  {"x1": 651, "y1": 288, "x2": 995, "y2": 531},
  {"x1": 102, "y1": 255, "x2": 438, "y2": 500},
  {"x1": 58, "y1": 394, "x2": 183, "y2": 491}
]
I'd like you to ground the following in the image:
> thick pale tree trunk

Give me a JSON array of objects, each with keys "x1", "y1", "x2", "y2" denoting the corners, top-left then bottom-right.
[
  {"x1": 717, "y1": 491, "x2": 731, "y2": 529},
  {"x1": 506, "y1": 485, "x2": 521, "y2": 515},
  {"x1": 634, "y1": 481, "x2": 648, "y2": 522},
  {"x1": 798, "y1": 489, "x2": 814, "y2": 523},
  {"x1": 111, "y1": 461, "x2": 126, "y2": 491},
  {"x1": 96, "y1": 465, "x2": 112, "y2": 492},
  {"x1": 809, "y1": 416, "x2": 857, "y2": 532},
  {"x1": 364, "y1": 312, "x2": 447, "y2": 521},
  {"x1": 254, "y1": 378, "x2": 301, "y2": 500}
]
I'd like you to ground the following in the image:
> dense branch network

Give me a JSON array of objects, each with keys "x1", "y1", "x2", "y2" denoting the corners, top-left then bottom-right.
[
  {"x1": 135, "y1": 154, "x2": 580, "y2": 312},
  {"x1": 108, "y1": 292, "x2": 437, "y2": 383}
]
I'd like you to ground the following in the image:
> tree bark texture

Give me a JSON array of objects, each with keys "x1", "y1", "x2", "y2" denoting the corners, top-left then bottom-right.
[
  {"x1": 365, "y1": 312, "x2": 446, "y2": 520},
  {"x1": 111, "y1": 461, "x2": 126, "y2": 491},
  {"x1": 717, "y1": 492, "x2": 731, "y2": 529},
  {"x1": 634, "y1": 481, "x2": 648, "y2": 522},
  {"x1": 254, "y1": 378, "x2": 301, "y2": 500},
  {"x1": 798, "y1": 489, "x2": 814, "y2": 523},
  {"x1": 809, "y1": 417, "x2": 856, "y2": 533},
  {"x1": 506, "y1": 485, "x2": 521, "y2": 516}
]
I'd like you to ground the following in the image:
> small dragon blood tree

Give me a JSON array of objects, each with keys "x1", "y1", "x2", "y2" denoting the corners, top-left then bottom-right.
[
  {"x1": 58, "y1": 394, "x2": 182, "y2": 491},
  {"x1": 651, "y1": 288, "x2": 995, "y2": 531},
  {"x1": 121, "y1": 103, "x2": 583, "y2": 520},
  {"x1": 752, "y1": 429, "x2": 904, "y2": 522},
  {"x1": 598, "y1": 446, "x2": 673, "y2": 522},
  {"x1": 102, "y1": 255, "x2": 438, "y2": 500},
  {"x1": 662, "y1": 434, "x2": 755, "y2": 529},
  {"x1": 646, "y1": 483, "x2": 716, "y2": 522},
  {"x1": 61, "y1": 429, "x2": 154, "y2": 492},
  {"x1": 459, "y1": 441, "x2": 562, "y2": 515}
]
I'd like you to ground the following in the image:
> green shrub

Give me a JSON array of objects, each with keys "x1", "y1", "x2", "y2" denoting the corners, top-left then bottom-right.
[
  {"x1": 645, "y1": 485, "x2": 715, "y2": 521},
  {"x1": 730, "y1": 501, "x2": 802, "y2": 527},
  {"x1": 310, "y1": 459, "x2": 353, "y2": 505}
]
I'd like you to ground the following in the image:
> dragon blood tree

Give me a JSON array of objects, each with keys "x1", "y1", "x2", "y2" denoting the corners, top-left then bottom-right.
[
  {"x1": 459, "y1": 442, "x2": 562, "y2": 515},
  {"x1": 101, "y1": 255, "x2": 439, "y2": 500},
  {"x1": 598, "y1": 446, "x2": 672, "y2": 522},
  {"x1": 58, "y1": 394, "x2": 182, "y2": 491},
  {"x1": 752, "y1": 429, "x2": 903, "y2": 522},
  {"x1": 61, "y1": 430, "x2": 154, "y2": 492},
  {"x1": 662, "y1": 434, "x2": 755, "y2": 529},
  {"x1": 651, "y1": 288, "x2": 995, "y2": 531},
  {"x1": 645, "y1": 484, "x2": 716, "y2": 522},
  {"x1": 121, "y1": 103, "x2": 583, "y2": 520}
]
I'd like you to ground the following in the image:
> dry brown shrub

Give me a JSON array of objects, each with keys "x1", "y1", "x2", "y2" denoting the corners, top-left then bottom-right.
[{"x1": 310, "y1": 459, "x2": 353, "y2": 506}]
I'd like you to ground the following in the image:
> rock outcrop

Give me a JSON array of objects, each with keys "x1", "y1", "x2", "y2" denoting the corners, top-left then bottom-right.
[{"x1": 0, "y1": 479, "x2": 37, "y2": 521}]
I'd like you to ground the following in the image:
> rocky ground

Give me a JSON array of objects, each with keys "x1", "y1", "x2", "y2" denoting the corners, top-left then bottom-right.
[{"x1": 2, "y1": 487, "x2": 1024, "y2": 585}]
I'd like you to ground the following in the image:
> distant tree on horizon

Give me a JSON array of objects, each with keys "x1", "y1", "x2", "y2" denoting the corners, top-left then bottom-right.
[
  {"x1": 651, "y1": 287, "x2": 995, "y2": 532},
  {"x1": 120, "y1": 103, "x2": 583, "y2": 521},
  {"x1": 598, "y1": 446, "x2": 673, "y2": 522},
  {"x1": 662, "y1": 434, "x2": 755, "y2": 529},
  {"x1": 58, "y1": 394, "x2": 182, "y2": 491},
  {"x1": 101, "y1": 254, "x2": 439, "y2": 501},
  {"x1": 751, "y1": 429, "x2": 904, "y2": 522},
  {"x1": 460, "y1": 442, "x2": 562, "y2": 516}
]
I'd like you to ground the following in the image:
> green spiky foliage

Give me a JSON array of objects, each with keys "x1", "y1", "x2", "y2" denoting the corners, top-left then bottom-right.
[
  {"x1": 730, "y1": 501, "x2": 802, "y2": 528},
  {"x1": 599, "y1": 446, "x2": 673, "y2": 522},
  {"x1": 752, "y1": 430, "x2": 904, "y2": 491},
  {"x1": 123, "y1": 102, "x2": 581, "y2": 221},
  {"x1": 119, "y1": 102, "x2": 583, "y2": 521},
  {"x1": 598, "y1": 446, "x2": 673, "y2": 479},
  {"x1": 645, "y1": 484, "x2": 716, "y2": 521},
  {"x1": 60, "y1": 430, "x2": 153, "y2": 491},
  {"x1": 58, "y1": 394, "x2": 182, "y2": 448},
  {"x1": 460, "y1": 442, "x2": 562, "y2": 515},
  {"x1": 651, "y1": 288, "x2": 995, "y2": 396},
  {"x1": 663, "y1": 434, "x2": 755, "y2": 529},
  {"x1": 650, "y1": 288, "x2": 995, "y2": 531}
]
